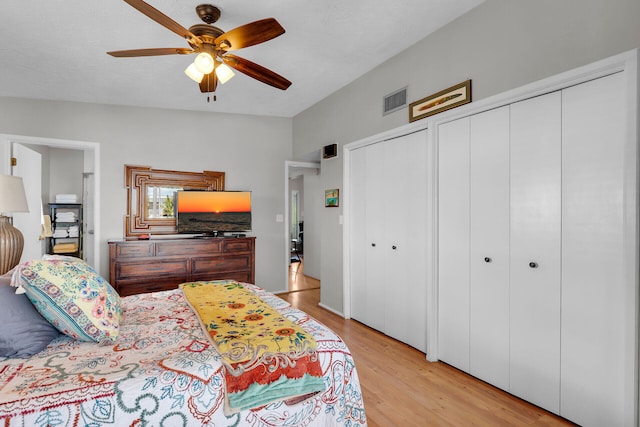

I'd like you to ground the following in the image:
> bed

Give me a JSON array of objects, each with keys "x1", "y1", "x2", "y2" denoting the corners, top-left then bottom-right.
[{"x1": 0, "y1": 258, "x2": 367, "y2": 426}]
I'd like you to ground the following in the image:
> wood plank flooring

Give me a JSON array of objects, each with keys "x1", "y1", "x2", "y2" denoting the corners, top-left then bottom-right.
[{"x1": 278, "y1": 260, "x2": 576, "y2": 426}]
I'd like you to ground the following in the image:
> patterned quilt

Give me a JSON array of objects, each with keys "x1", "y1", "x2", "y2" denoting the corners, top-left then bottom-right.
[{"x1": 0, "y1": 284, "x2": 367, "y2": 426}]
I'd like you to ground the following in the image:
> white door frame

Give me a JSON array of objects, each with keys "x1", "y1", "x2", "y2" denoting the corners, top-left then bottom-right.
[{"x1": 0, "y1": 134, "x2": 101, "y2": 272}]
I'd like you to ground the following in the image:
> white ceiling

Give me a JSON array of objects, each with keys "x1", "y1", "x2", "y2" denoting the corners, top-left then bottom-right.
[{"x1": 0, "y1": 0, "x2": 483, "y2": 118}]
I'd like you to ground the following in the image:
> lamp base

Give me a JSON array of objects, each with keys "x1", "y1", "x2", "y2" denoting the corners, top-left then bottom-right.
[{"x1": 0, "y1": 215, "x2": 24, "y2": 275}]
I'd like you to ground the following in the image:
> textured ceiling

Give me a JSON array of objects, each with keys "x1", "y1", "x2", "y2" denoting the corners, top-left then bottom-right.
[{"x1": 0, "y1": 0, "x2": 483, "y2": 117}]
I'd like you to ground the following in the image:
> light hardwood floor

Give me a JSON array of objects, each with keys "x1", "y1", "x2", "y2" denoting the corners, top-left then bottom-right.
[{"x1": 279, "y1": 260, "x2": 576, "y2": 426}]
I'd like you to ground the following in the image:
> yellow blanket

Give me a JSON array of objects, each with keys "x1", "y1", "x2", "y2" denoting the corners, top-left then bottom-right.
[{"x1": 180, "y1": 281, "x2": 325, "y2": 412}]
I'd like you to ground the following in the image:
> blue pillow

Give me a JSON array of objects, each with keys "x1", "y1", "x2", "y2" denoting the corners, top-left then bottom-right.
[{"x1": 0, "y1": 270, "x2": 59, "y2": 358}]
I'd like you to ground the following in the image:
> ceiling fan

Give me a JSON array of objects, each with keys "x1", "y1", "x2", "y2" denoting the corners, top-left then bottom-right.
[{"x1": 108, "y1": 0, "x2": 292, "y2": 100}]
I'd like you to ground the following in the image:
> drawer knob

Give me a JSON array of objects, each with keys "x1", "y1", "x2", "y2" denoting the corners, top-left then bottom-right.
[
  {"x1": 529, "y1": 262, "x2": 538, "y2": 268},
  {"x1": 392, "y1": 245, "x2": 397, "y2": 250},
  {"x1": 371, "y1": 243, "x2": 376, "y2": 247},
  {"x1": 484, "y1": 257, "x2": 492, "y2": 263}
]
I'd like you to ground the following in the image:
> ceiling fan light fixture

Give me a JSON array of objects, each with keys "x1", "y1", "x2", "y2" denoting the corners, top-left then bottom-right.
[
  {"x1": 194, "y1": 52, "x2": 214, "y2": 74},
  {"x1": 185, "y1": 63, "x2": 204, "y2": 83},
  {"x1": 215, "y1": 62, "x2": 235, "y2": 84}
]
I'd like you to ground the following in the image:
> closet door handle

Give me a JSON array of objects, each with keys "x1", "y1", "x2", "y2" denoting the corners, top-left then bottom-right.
[
  {"x1": 484, "y1": 257, "x2": 492, "y2": 263},
  {"x1": 529, "y1": 262, "x2": 538, "y2": 268}
]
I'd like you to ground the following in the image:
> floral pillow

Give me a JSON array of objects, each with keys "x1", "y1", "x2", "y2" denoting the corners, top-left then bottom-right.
[{"x1": 12, "y1": 258, "x2": 121, "y2": 344}]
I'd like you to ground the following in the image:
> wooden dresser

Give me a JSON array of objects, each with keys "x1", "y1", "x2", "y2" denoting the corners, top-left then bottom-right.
[{"x1": 108, "y1": 237, "x2": 255, "y2": 297}]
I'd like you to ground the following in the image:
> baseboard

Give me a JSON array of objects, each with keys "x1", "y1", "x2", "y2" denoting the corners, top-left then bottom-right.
[{"x1": 318, "y1": 302, "x2": 344, "y2": 318}]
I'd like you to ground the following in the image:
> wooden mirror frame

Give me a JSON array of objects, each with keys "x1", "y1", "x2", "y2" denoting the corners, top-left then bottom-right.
[{"x1": 125, "y1": 165, "x2": 225, "y2": 238}]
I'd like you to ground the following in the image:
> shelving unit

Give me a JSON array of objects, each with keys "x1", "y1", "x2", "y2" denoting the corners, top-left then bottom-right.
[{"x1": 48, "y1": 203, "x2": 83, "y2": 258}]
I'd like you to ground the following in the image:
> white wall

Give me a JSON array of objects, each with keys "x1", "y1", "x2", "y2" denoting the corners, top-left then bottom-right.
[
  {"x1": 0, "y1": 98, "x2": 293, "y2": 293},
  {"x1": 292, "y1": 0, "x2": 640, "y2": 313}
]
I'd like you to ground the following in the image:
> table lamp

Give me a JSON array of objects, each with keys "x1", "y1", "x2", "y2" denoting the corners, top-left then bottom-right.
[{"x1": 0, "y1": 174, "x2": 29, "y2": 275}]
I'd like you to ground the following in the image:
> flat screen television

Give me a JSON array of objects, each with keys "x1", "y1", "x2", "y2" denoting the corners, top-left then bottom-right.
[{"x1": 176, "y1": 190, "x2": 251, "y2": 235}]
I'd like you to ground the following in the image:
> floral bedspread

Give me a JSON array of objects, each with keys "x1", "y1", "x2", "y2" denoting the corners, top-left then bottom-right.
[{"x1": 0, "y1": 284, "x2": 367, "y2": 426}]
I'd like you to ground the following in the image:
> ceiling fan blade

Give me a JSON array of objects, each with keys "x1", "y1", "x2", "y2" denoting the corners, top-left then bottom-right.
[
  {"x1": 199, "y1": 71, "x2": 218, "y2": 93},
  {"x1": 108, "y1": 48, "x2": 194, "y2": 57},
  {"x1": 215, "y1": 18, "x2": 285, "y2": 51},
  {"x1": 223, "y1": 54, "x2": 291, "y2": 90},
  {"x1": 124, "y1": 0, "x2": 200, "y2": 46}
]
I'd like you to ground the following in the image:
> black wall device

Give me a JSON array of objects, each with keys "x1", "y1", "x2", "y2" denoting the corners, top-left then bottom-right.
[{"x1": 323, "y1": 143, "x2": 337, "y2": 159}]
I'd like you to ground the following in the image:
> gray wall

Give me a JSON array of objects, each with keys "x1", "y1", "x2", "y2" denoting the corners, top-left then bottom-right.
[
  {"x1": 0, "y1": 98, "x2": 292, "y2": 293},
  {"x1": 292, "y1": 0, "x2": 640, "y2": 313}
]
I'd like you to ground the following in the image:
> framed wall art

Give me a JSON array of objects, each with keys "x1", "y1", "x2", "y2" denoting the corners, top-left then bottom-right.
[
  {"x1": 325, "y1": 189, "x2": 339, "y2": 207},
  {"x1": 409, "y1": 79, "x2": 471, "y2": 122}
]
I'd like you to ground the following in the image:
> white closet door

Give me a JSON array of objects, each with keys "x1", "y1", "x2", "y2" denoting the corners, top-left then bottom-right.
[
  {"x1": 349, "y1": 146, "x2": 369, "y2": 324},
  {"x1": 437, "y1": 117, "x2": 471, "y2": 372},
  {"x1": 561, "y1": 71, "x2": 627, "y2": 426},
  {"x1": 362, "y1": 141, "x2": 388, "y2": 333},
  {"x1": 468, "y1": 106, "x2": 510, "y2": 390},
  {"x1": 509, "y1": 92, "x2": 561, "y2": 412},
  {"x1": 384, "y1": 130, "x2": 428, "y2": 352}
]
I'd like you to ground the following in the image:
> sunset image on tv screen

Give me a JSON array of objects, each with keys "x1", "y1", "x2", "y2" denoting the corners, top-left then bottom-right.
[
  {"x1": 177, "y1": 191, "x2": 251, "y2": 234},
  {"x1": 178, "y1": 191, "x2": 251, "y2": 213}
]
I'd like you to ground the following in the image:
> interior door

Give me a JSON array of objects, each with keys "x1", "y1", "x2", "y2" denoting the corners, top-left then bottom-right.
[
  {"x1": 510, "y1": 92, "x2": 562, "y2": 413},
  {"x1": 468, "y1": 106, "x2": 510, "y2": 391},
  {"x1": 349, "y1": 146, "x2": 369, "y2": 325},
  {"x1": 362, "y1": 141, "x2": 387, "y2": 332},
  {"x1": 12, "y1": 143, "x2": 44, "y2": 262},
  {"x1": 437, "y1": 116, "x2": 471, "y2": 372},
  {"x1": 383, "y1": 130, "x2": 428, "y2": 352},
  {"x1": 561, "y1": 71, "x2": 628, "y2": 426}
]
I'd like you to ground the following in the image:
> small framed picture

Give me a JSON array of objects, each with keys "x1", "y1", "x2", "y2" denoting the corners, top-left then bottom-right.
[
  {"x1": 325, "y1": 189, "x2": 339, "y2": 207},
  {"x1": 409, "y1": 79, "x2": 472, "y2": 122}
]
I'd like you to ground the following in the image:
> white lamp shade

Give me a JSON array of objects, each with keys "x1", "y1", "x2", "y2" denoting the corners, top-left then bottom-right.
[
  {"x1": 194, "y1": 52, "x2": 215, "y2": 74},
  {"x1": 215, "y1": 63, "x2": 235, "y2": 84},
  {"x1": 185, "y1": 63, "x2": 204, "y2": 83},
  {"x1": 0, "y1": 174, "x2": 29, "y2": 214}
]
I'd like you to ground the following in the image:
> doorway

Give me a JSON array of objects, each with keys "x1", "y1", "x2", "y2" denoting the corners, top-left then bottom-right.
[
  {"x1": 284, "y1": 160, "x2": 320, "y2": 292},
  {"x1": 0, "y1": 134, "x2": 101, "y2": 271}
]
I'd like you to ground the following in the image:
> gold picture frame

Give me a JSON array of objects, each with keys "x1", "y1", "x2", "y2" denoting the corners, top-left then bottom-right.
[{"x1": 409, "y1": 80, "x2": 472, "y2": 122}]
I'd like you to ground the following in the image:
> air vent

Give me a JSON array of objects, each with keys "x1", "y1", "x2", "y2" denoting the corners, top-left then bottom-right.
[{"x1": 383, "y1": 87, "x2": 407, "y2": 115}]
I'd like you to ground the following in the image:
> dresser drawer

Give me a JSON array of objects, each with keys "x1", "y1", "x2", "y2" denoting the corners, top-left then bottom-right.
[
  {"x1": 222, "y1": 238, "x2": 253, "y2": 252},
  {"x1": 115, "y1": 260, "x2": 188, "y2": 280},
  {"x1": 114, "y1": 242, "x2": 154, "y2": 258},
  {"x1": 192, "y1": 255, "x2": 251, "y2": 274},
  {"x1": 156, "y1": 240, "x2": 221, "y2": 256}
]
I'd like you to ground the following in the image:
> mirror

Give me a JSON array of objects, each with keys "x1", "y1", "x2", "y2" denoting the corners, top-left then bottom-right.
[
  {"x1": 125, "y1": 165, "x2": 225, "y2": 238},
  {"x1": 146, "y1": 185, "x2": 182, "y2": 219}
]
